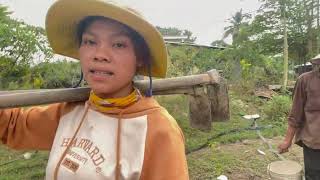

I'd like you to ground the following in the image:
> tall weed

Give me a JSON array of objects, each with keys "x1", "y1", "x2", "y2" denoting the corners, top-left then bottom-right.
[{"x1": 262, "y1": 95, "x2": 292, "y2": 122}]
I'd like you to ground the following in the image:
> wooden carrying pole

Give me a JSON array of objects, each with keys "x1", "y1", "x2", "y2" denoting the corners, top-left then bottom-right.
[
  {"x1": 0, "y1": 71, "x2": 218, "y2": 109},
  {"x1": 0, "y1": 70, "x2": 229, "y2": 131}
]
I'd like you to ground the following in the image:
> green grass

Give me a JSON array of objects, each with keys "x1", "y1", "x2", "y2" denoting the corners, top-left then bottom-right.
[
  {"x1": 157, "y1": 93, "x2": 288, "y2": 178},
  {"x1": 157, "y1": 93, "x2": 286, "y2": 148},
  {"x1": 0, "y1": 146, "x2": 48, "y2": 180}
]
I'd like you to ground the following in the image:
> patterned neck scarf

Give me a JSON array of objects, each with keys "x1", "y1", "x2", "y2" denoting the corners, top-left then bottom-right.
[{"x1": 89, "y1": 89, "x2": 140, "y2": 112}]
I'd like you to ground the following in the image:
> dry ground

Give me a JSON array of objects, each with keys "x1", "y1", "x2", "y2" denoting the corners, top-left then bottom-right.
[{"x1": 188, "y1": 137, "x2": 303, "y2": 180}]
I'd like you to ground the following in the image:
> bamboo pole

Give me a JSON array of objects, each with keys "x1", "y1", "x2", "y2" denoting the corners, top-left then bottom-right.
[{"x1": 0, "y1": 70, "x2": 219, "y2": 109}]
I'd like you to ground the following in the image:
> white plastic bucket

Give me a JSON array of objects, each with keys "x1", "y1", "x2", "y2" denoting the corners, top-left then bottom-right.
[{"x1": 268, "y1": 160, "x2": 302, "y2": 180}]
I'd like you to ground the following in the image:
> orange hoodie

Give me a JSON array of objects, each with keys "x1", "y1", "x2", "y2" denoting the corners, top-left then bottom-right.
[{"x1": 0, "y1": 97, "x2": 189, "y2": 180}]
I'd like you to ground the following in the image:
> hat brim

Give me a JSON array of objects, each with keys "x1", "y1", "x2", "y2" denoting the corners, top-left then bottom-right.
[
  {"x1": 311, "y1": 59, "x2": 320, "y2": 65},
  {"x1": 46, "y1": 0, "x2": 167, "y2": 78}
]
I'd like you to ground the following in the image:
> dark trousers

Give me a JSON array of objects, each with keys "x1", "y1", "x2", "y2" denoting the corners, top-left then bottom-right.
[{"x1": 303, "y1": 144, "x2": 320, "y2": 180}]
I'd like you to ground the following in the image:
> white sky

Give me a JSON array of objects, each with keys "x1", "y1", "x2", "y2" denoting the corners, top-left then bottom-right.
[{"x1": 0, "y1": 0, "x2": 261, "y2": 45}]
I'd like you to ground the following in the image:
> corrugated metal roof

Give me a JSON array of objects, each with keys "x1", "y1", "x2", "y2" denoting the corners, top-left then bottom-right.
[
  {"x1": 165, "y1": 41, "x2": 226, "y2": 50},
  {"x1": 163, "y1": 36, "x2": 188, "y2": 40}
]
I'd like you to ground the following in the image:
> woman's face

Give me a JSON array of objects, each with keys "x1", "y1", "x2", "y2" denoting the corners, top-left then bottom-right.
[{"x1": 79, "y1": 19, "x2": 138, "y2": 98}]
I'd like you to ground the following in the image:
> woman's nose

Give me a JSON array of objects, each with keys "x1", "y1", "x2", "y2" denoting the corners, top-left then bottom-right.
[{"x1": 93, "y1": 44, "x2": 111, "y2": 63}]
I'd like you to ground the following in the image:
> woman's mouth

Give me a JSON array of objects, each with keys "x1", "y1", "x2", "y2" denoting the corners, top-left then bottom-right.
[
  {"x1": 89, "y1": 69, "x2": 114, "y2": 76},
  {"x1": 89, "y1": 69, "x2": 115, "y2": 81}
]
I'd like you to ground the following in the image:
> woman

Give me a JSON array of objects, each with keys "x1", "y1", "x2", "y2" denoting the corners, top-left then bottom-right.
[{"x1": 0, "y1": 0, "x2": 189, "y2": 179}]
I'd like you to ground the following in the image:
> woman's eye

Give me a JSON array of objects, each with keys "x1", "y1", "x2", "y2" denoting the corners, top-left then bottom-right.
[
  {"x1": 82, "y1": 39, "x2": 96, "y2": 46},
  {"x1": 113, "y1": 42, "x2": 126, "y2": 48}
]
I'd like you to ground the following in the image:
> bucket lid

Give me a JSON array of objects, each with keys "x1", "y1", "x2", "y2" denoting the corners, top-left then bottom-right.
[{"x1": 268, "y1": 160, "x2": 302, "y2": 175}]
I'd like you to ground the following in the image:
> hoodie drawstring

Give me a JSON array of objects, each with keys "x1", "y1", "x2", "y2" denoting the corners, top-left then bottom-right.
[
  {"x1": 115, "y1": 109, "x2": 126, "y2": 180},
  {"x1": 53, "y1": 104, "x2": 90, "y2": 180}
]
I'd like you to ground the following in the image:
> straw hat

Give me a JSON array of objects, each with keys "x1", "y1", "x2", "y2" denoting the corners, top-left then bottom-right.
[
  {"x1": 310, "y1": 54, "x2": 320, "y2": 65},
  {"x1": 46, "y1": 0, "x2": 168, "y2": 77}
]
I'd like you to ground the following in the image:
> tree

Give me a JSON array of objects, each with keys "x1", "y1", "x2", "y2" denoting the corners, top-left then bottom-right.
[
  {"x1": 223, "y1": 9, "x2": 251, "y2": 45},
  {"x1": 250, "y1": 0, "x2": 320, "y2": 62},
  {"x1": 221, "y1": 9, "x2": 252, "y2": 81},
  {"x1": 0, "y1": 5, "x2": 53, "y2": 89},
  {"x1": 252, "y1": 0, "x2": 320, "y2": 88},
  {"x1": 246, "y1": 0, "x2": 316, "y2": 88},
  {"x1": 259, "y1": 0, "x2": 291, "y2": 89},
  {"x1": 182, "y1": 30, "x2": 197, "y2": 43},
  {"x1": 283, "y1": 11, "x2": 289, "y2": 89}
]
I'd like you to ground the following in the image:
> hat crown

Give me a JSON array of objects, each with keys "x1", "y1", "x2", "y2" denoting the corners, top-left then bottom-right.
[{"x1": 99, "y1": 0, "x2": 144, "y2": 17}]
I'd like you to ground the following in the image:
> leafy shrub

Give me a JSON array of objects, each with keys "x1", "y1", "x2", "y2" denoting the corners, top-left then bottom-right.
[{"x1": 262, "y1": 95, "x2": 292, "y2": 122}]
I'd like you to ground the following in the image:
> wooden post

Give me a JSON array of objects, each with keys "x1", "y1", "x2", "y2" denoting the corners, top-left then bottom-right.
[
  {"x1": 188, "y1": 70, "x2": 230, "y2": 130},
  {"x1": 208, "y1": 79, "x2": 230, "y2": 121},
  {"x1": 189, "y1": 86, "x2": 212, "y2": 131}
]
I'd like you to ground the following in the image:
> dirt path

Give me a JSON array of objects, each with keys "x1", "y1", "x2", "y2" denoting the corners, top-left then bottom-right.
[{"x1": 188, "y1": 137, "x2": 303, "y2": 180}]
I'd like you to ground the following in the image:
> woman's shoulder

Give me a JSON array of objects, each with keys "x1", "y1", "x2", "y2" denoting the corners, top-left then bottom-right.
[
  {"x1": 44, "y1": 101, "x2": 86, "y2": 117},
  {"x1": 147, "y1": 106, "x2": 183, "y2": 136}
]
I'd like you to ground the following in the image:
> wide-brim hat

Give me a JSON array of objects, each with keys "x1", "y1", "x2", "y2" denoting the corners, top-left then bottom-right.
[
  {"x1": 46, "y1": 0, "x2": 168, "y2": 78},
  {"x1": 310, "y1": 54, "x2": 320, "y2": 65}
]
